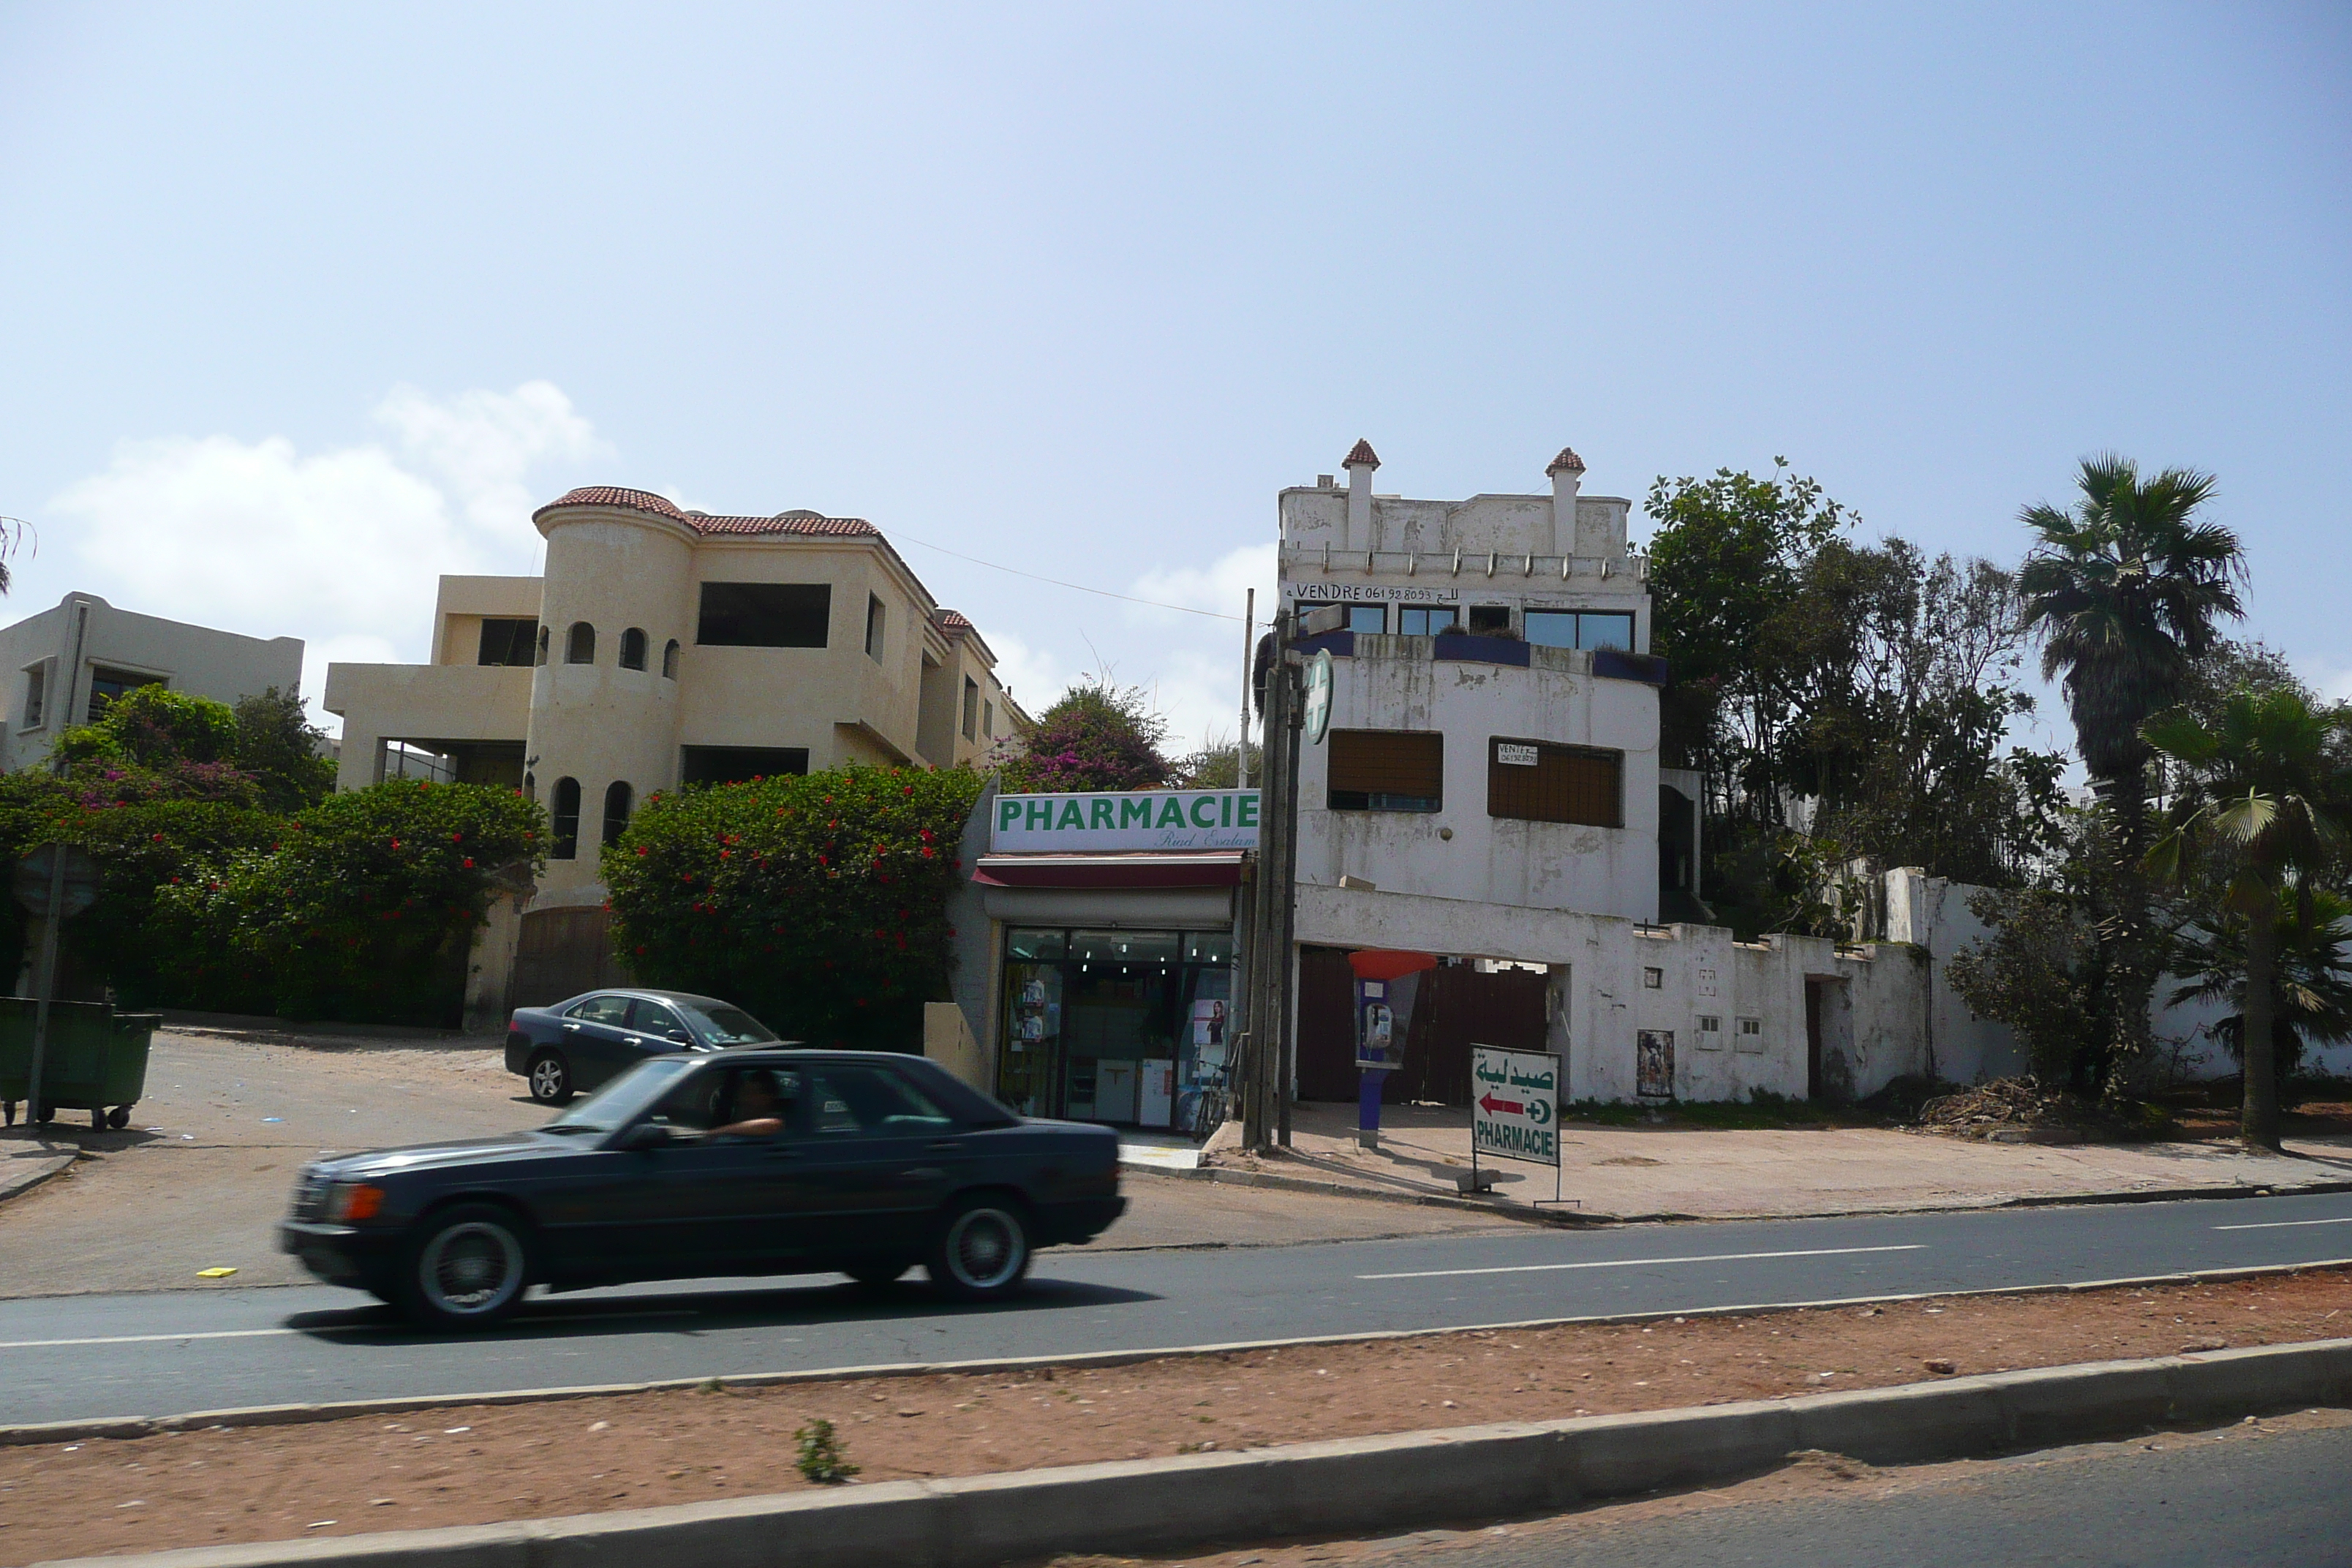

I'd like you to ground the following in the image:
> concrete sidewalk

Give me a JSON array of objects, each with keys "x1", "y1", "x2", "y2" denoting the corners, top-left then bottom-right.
[{"x1": 1210, "y1": 1101, "x2": 2352, "y2": 1221}]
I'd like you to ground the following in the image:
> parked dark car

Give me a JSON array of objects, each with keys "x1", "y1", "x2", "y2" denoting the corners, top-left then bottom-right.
[
  {"x1": 503, "y1": 989, "x2": 785, "y2": 1105},
  {"x1": 281, "y1": 1049, "x2": 1125, "y2": 1328}
]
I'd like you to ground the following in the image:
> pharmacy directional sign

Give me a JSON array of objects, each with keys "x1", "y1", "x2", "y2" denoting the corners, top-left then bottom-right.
[{"x1": 1471, "y1": 1045, "x2": 1561, "y2": 1167}]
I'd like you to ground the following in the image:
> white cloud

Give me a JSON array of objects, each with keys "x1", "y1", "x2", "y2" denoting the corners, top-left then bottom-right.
[{"x1": 48, "y1": 383, "x2": 602, "y2": 734}]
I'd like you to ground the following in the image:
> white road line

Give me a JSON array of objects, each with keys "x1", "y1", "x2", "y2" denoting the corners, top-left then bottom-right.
[
  {"x1": 2215, "y1": 1215, "x2": 2352, "y2": 1232},
  {"x1": 0, "y1": 1328, "x2": 295, "y2": 1351},
  {"x1": 1356, "y1": 1243, "x2": 1928, "y2": 1281}
]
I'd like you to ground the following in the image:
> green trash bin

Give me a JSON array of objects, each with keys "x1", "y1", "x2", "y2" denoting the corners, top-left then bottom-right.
[{"x1": 0, "y1": 998, "x2": 158, "y2": 1131}]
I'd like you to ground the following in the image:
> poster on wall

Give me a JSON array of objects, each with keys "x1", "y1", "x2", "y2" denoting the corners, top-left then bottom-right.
[
  {"x1": 1636, "y1": 1029, "x2": 1676, "y2": 1100},
  {"x1": 1190, "y1": 998, "x2": 1229, "y2": 1073}
]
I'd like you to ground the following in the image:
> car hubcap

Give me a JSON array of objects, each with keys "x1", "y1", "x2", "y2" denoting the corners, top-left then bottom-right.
[
  {"x1": 531, "y1": 1059, "x2": 564, "y2": 1098},
  {"x1": 420, "y1": 1221, "x2": 523, "y2": 1316},
  {"x1": 945, "y1": 1207, "x2": 1024, "y2": 1290}
]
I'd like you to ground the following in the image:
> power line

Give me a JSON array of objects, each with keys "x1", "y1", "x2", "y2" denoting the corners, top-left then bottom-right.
[{"x1": 888, "y1": 529, "x2": 1243, "y2": 622}]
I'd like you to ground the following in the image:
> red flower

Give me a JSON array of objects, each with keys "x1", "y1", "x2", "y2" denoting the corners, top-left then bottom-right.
[
  {"x1": 921, "y1": 847, "x2": 936, "y2": 859},
  {"x1": 391, "y1": 839, "x2": 402, "y2": 850},
  {"x1": 463, "y1": 858, "x2": 475, "y2": 869},
  {"x1": 637, "y1": 846, "x2": 649, "y2": 856},
  {"x1": 151, "y1": 833, "x2": 164, "y2": 843}
]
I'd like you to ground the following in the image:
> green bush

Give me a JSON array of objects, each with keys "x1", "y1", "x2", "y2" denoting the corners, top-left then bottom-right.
[
  {"x1": 151, "y1": 780, "x2": 546, "y2": 1025},
  {"x1": 603, "y1": 766, "x2": 982, "y2": 1049}
]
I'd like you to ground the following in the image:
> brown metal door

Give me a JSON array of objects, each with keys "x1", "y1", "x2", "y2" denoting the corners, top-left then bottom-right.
[
  {"x1": 506, "y1": 906, "x2": 633, "y2": 1014},
  {"x1": 1294, "y1": 947, "x2": 1360, "y2": 1101}
]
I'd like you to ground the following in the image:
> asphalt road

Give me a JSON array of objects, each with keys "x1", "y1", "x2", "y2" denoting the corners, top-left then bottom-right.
[
  {"x1": 1330, "y1": 1415, "x2": 2352, "y2": 1567},
  {"x1": 5, "y1": 1187, "x2": 2351, "y2": 1428}
]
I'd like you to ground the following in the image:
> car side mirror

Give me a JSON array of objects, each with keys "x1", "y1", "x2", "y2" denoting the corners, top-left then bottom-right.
[{"x1": 618, "y1": 1123, "x2": 676, "y2": 1152}]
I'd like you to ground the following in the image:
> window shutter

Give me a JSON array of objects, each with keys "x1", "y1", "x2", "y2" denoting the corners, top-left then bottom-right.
[
  {"x1": 1328, "y1": 730, "x2": 1443, "y2": 799},
  {"x1": 1487, "y1": 738, "x2": 1622, "y2": 827}
]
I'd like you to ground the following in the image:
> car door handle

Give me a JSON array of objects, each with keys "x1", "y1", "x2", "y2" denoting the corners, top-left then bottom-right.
[
  {"x1": 623, "y1": 1036, "x2": 643, "y2": 1046},
  {"x1": 562, "y1": 1022, "x2": 581, "y2": 1031},
  {"x1": 927, "y1": 1139, "x2": 962, "y2": 1153}
]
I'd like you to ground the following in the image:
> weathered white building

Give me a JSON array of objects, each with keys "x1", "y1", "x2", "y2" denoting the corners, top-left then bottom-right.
[{"x1": 0, "y1": 592, "x2": 305, "y2": 773}]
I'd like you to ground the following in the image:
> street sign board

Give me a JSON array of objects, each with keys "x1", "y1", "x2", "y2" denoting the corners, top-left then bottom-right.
[
  {"x1": 14, "y1": 845, "x2": 100, "y2": 921},
  {"x1": 1303, "y1": 649, "x2": 1333, "y2": 745},
  {"x1": 1471, "y1": 1044, "x2": 1561, "y2": 1167}
]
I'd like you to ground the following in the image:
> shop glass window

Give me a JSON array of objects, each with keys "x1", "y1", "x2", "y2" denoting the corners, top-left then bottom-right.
[
  {"x1": 1182, "y1": 932, "x2": 1234, "y2": 965},
  {"x1": 1487, "y1": 736, "x2": 1623, "y2": 828},
  {"x1": 1397, "y1": 606, "x2": 1456, "y2": 636},
  {"x1": 1070, "y1": 931, "x2": 1180, "y2": 965},
  {"x1": 1007, "y1": 928, "x2": 1067, "y2": 960},
  {"x1": 476, "y1": 618, "x2": 538, "y2": 666},
  {"x1": 697, "y1": 582, "x2": 831, "y2": 648},
  {"x1": 1327, "y1": 728, "x2": 1443, "y2": 813},
  {"x1": 1346, "y1": 605, "x2": 1386, "y2": 634},
  {"x1": 995, "y1": 927, "x2": 1235, "y2": 1126}
]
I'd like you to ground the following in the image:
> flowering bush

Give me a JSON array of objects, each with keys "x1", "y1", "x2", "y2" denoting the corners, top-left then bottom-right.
[{"x1": 603, "y1": 766, "x2": 982, "y2": 1049}]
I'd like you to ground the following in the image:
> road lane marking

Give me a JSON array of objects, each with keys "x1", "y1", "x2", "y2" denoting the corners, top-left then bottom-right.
[
  {"x1": 1356, "y1": 1244, "x2": 1927, "y2": 1281},
  {"x1": 2215, "y1": 1215, "x2": 2352, "y2": 1232},
  {"x1": 0, "y1": 1328, "x2": 295, "y2": 1351}
]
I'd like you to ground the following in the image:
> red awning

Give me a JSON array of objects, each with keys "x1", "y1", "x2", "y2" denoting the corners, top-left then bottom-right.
[
  {"x1": 1348, "y1": 949, "x2": 1439, "y2": 981},
  {"x1": 973, "y1": 852, "x2": 1246, "y2": 890}
]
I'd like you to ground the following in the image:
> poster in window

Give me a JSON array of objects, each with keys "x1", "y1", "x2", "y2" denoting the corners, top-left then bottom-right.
[{"x1": 1636, "y1": 1028, "x2": 1675, "y2": 1100}]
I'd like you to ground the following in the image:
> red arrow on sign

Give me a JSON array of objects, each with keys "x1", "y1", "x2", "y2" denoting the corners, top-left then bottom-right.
[{"x1": 1477, "y1": 1090, "x2": 1524, "y2": 1117}]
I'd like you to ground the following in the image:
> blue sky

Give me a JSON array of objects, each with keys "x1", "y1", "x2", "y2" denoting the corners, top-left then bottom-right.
[{"x1": 1, "y1": 2, "x2": 2345, "y2": 755}]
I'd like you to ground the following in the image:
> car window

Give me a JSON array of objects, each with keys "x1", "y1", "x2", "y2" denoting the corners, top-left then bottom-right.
[
  {"x1": 543, "y1": 1055, "x2": 694, "y2": 1133},
  {"x1": 566, "y1": 994, "x2": 633, "y2": 1026},
  {"x1": 628, "y1": 1000, "x2": 691, "y2": 1039},
  {"x1": 810, "y1": 1066, "x2": 954, "y2": 1137},
  {"x1": 647, "y1": 1066, "x2": 804, "y2": 1137},
  {"x1": 676, "y1": 1002, "x2": 777, "y2": 1045}
]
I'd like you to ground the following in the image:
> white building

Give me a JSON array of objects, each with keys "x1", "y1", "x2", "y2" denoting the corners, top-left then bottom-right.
[{"x1": 0, "y1": 592, "x2": 305, "y2": 772}]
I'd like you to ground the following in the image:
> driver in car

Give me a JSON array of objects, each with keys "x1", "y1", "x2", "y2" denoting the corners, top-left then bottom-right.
[{"x1": 706, "y1": 1068, "x2": 791, "y2": 1139}]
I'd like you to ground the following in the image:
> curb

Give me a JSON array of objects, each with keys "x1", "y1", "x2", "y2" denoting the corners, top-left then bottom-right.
[
  {"x1": 30, "y1": 1337, "x2": 2352, "y2": 1568},
  {"x1": 7, "y1": 1254, "x2": 2348, "y2": 1449},
  {"x1": 0, "y1": 1149, "x2": 77, "y2": 1206}
]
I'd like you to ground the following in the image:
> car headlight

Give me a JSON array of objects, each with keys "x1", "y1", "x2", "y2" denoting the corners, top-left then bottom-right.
[{"x1": 327, "y1": 1183, "x2": 387, "y2": 1222}]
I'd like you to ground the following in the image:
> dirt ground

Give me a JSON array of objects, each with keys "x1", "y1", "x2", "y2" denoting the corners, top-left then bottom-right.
[{"x1": 4, "y1": 1269, "x2": 2349, "y2": 1565}]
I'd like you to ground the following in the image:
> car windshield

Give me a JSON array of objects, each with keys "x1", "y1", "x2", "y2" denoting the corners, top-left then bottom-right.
[
  {"x1": 676, "y1": 1002, "x2": 777, "y2": 1046},
  {"x1": 543, "y1": 1056, "x2": 697, "y2": 1134}
]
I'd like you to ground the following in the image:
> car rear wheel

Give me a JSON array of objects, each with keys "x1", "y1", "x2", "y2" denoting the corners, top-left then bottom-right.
[
  {"x1": 526, "y1": 1049, "x2": 573, "y2": 1105},
  {"x1": 926, "y1": 1196, "x2": 1032, "y2": 1303},
  {"x1": 396, "y1": 1203, "x2": 531, "y2": 1330}
]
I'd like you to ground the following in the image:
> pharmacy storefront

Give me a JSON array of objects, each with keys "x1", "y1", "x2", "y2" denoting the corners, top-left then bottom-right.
[{"x1": 962, "y1": 788, "x2": 1256, "y2": 1130}]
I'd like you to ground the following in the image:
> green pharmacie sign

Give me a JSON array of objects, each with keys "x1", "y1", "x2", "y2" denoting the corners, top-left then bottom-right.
[{"x1": 992, "y1": 790, "x2": 1260, "y2": 853}]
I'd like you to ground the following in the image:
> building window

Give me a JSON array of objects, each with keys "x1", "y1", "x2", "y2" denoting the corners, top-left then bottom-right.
[
  {"x1": 865, "y1": 595, "x2": 886, "y2": 661},
  {"x1": 1487, "y1": 737, "x2": 1624, "y2": 828},
  {"x1": 618, "y1": 627, "x2": 648, "y2": 671},
  {"x1": 86, "y1": 666, "x2": 163, "y2": 723},
  {"x1": 962, "y1": 676, "x2": 979, "y2": 740},
  {"x1": 1467, "y1": 604, "x2": 1512, "y2": 636},
  {"x1": 982, "y1": 699, "x2": 995, "y2": 739},
  {"x1": 662, "y1": 638, "x2": 680, "y2": 679},
  {"x1": 1643, "y1": 966, "x2": 1663, "y2": 989},
  {"x1": 1696, "y1": 1014, "x2": 1724, "y2": 1050},
  {"x1": 602, "y1": 780, "x2": 634, "y2": 848},
  {"x1": 1346, "y1": 606, "x2": 1386, "y2": 634},
  {"x1": 550, "y1": 777, "x2": 581, "y2": 860},
  {"x1": 565, "y1": 622, "x2": 596, "y2": 665},
  {"x1": 1524, "y1": 609, "x2": 1636, "y2": 652},
  {"x1": 697, "y1": 582, "x2": 831, "y2": 648},
  {"x1": 1397, "y1": 606, "x2": 1457, "y2": 636},
  {"x1": 21, "y1": 665, "x2": 44, "y2": 728},
  {"x1": 679, "y1": 745, "x2": 810, "y2": 786},
  {"x1": 476, "y1": 618, "x2": 538, "y2": 666},
  {"x1": 1327, "y1": 729, "x2": 1442, "y2": 813},
  {"x1": 535, "y1": 626, "x2": 550, "y2": 666},
  {"x1": 1735, "y1": 1017, "x2": 1765, "y2": 1054}
]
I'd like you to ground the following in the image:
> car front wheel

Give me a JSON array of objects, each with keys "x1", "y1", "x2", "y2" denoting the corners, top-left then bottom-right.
[
  {"x1": 526, "y1": 1049, "x2": 573, "y2": 1105},
  {"x1": 926, "y1": 1196, "x2": 1032, "y2": 1303},
  {"x1": 396, "y1": 1203, "x2": 532, "y2": 1329}
]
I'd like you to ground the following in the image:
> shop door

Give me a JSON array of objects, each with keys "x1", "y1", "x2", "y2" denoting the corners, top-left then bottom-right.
[{"x1": 1294, "y1": 947, "x2": 1359, "y2": 1101}]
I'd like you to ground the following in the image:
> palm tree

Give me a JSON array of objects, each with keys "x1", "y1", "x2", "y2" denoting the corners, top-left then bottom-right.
[
  {"x1": 2146, "y1": 688, "x2": 2352, "y2": 1149},
  {"x1": 2168, "y1": 887, "x2": 2352, "y2": 1088},
  {"x1": 2019, "y1": 456, "x2": 2244, "y2": 1082}
]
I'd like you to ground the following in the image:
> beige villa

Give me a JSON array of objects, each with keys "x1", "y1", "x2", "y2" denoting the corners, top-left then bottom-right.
[{"x1": 325, "y1": 485, "x2": 1025, "y2": 1018}]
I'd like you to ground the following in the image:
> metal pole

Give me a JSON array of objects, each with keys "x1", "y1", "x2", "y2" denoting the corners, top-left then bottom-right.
[
  {"x1": 27, "y1": 600, "x2": 90, "y2": 1127},
  {"x1": 1246, "y1": 609, "x2": 1292, "y2": 1151},
  {"x1": 1276, "y1": 625, "x2": 1303, "y2": 1147}
]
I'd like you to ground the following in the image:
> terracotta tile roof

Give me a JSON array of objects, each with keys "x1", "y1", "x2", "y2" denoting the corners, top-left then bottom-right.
[
  {"x1": 934, "y1": 608, "x2": 974, "y2": 641},
  {"x1": 1547, "y1": 447, "x2": 1586, "y2": 475},
  {"x1": 1343, "y1": 439, "x2": 1381, "y2": 470},
  {"x1": 537, "y1": 486, "x2": 878, "y2": 538}
]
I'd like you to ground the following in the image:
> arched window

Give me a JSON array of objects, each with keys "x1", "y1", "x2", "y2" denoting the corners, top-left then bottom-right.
[
  {"x1": 550, "y1": 777, "x2": 581, "y2": 860},
  {"x1": 535, "y1": 626, "x2": 550, "y2": 666},
  {"x1": 619, "y1": 627, "x2": 648, "y2": 671},
  {"x1": 603, "y1": 780, "x2": 634, "y2": 848},
  {"x1": 565, "y1": 622, "x2": 596, "y2": 665},
  {"x1": 662, "y1": 638, "x2": 680, "y2": 679}
]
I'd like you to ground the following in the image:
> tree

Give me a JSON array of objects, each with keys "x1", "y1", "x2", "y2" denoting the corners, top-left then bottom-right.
[
  {"x1": 991, "y1": 679, "x2": 1172, "y2": 793},
  {"x1": 1947, "y1": 884, "x2": 2106, "y2": 1090},
  {"x1": 1172, "y1": 738, "x2": 1261, "y2": 789},
  {"x1": 2145, "y1": 687, "x2": 2352, "y2": 1148},
  {"x1": 2167, "y1": 887, "x2": 2352, "y2": 1093},
  {"x1": 2019, "y1": 456, "x2": 2245, "y2": 1085},
  {"x1": 233, "y1": 688, "x2": 337, "y2": 813}
]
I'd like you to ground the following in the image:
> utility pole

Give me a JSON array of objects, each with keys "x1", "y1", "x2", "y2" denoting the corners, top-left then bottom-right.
[{"x1": 1244, "y1": 606, "x2": 1295, "y2": 1150}]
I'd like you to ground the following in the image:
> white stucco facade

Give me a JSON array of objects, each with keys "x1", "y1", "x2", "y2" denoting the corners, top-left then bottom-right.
[{"x1": 0, "y1": 592, "x2": 305, "y2": 773}]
